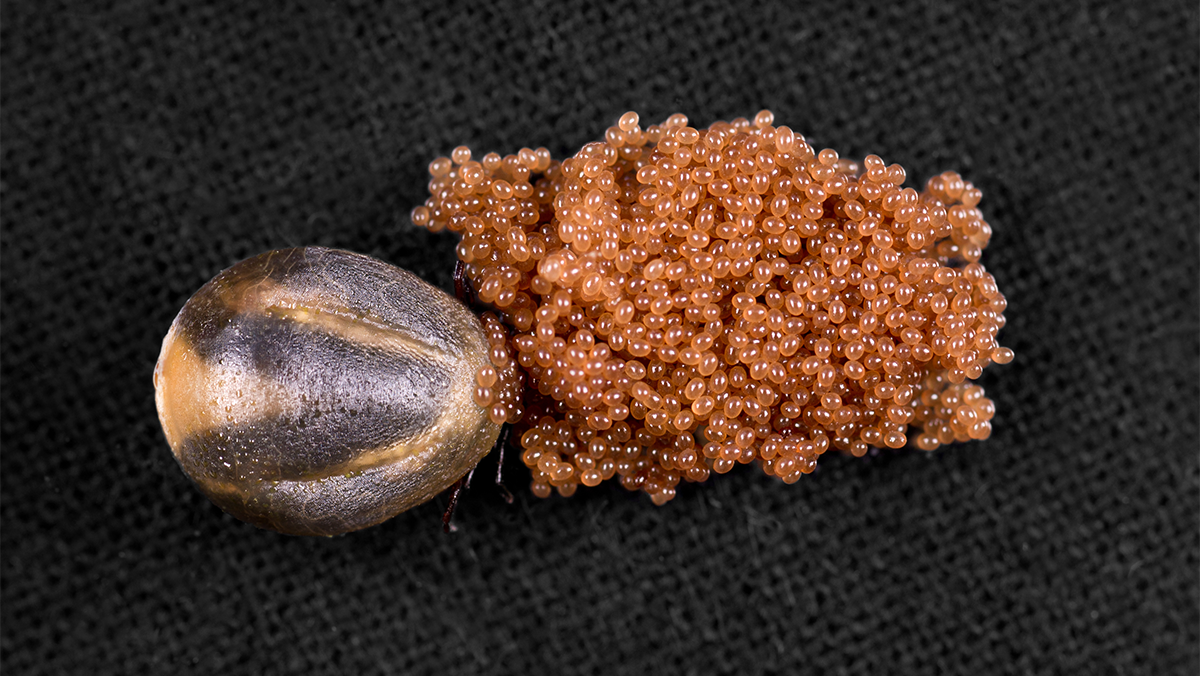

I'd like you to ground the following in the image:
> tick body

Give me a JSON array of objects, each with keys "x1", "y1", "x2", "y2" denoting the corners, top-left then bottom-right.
[{"x1": 154, "y1": 247, "x2": 500, "y2": 536}]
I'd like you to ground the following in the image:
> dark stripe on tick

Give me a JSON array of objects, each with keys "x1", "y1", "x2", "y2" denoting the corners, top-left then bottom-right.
[
  {"x1": 178, "y1": 247, "x2": 475, "y2": 363},
  {"x1": 179, "y1": 311, "x2": 451, "y2": 483}
]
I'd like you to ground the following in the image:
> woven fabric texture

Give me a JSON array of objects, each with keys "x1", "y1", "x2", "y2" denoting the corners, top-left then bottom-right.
[{"x1": 2, "y1": 1, "x2": 1197, "y2": 674}]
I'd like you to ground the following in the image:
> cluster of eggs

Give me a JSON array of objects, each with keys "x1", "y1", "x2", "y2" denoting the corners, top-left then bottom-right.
[{"x1": 413, "y1": 110, "x2": 1012, "y2": 505}]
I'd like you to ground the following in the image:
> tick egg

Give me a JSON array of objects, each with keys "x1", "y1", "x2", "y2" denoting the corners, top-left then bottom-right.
[{"x1": 154, "y1": 247, "x2": 501, "y2": 536}]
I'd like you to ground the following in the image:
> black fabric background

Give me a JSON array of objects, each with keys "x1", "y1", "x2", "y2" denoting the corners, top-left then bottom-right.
[{"x1": 2, "y1": 1, "x2": 1197, "y2": 674}]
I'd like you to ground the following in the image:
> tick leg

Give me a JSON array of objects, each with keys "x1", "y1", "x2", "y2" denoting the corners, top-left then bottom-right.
[
  {"x1": 442, "y1": 468, "x2": 471, "y2": 534},
  {"x1": 494, "y1": 424, "x2": 514, "y2": 504},
  {"x1": 441, "y1": 479, "x2": 462, "y2": 534},
  {"x1": 453, "y1": 260, "x2": 477, "y2": 306}
]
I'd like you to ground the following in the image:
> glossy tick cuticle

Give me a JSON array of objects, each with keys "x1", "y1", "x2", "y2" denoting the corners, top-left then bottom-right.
[{"x1": 154, "y1": 247, "x2": 509, "y2": 536}]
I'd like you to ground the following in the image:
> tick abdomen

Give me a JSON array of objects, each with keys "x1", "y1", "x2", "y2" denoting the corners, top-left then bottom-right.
[{"x1": 155, "y1": 247, "x2": 500, "y2": 536}]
